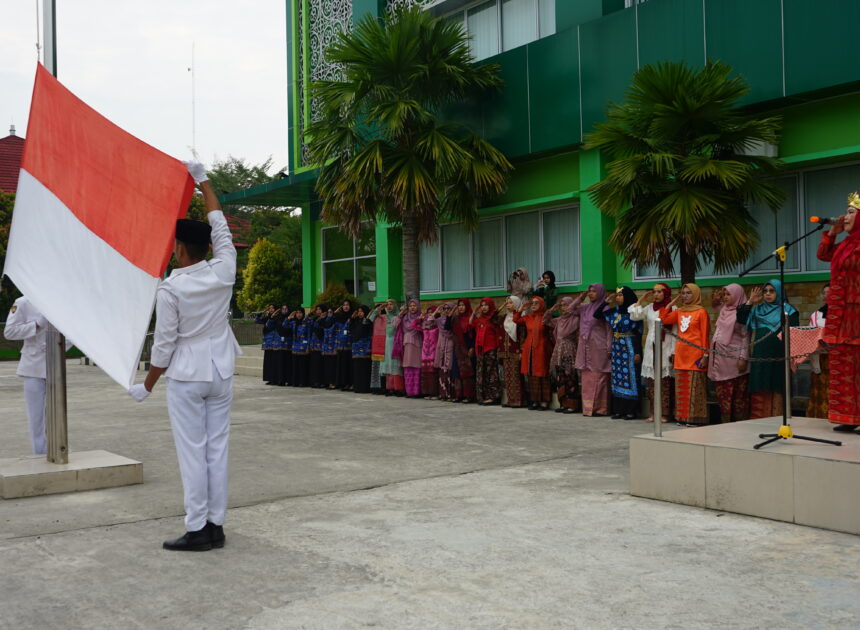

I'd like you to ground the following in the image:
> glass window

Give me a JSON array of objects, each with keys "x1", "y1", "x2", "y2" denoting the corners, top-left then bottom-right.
[
  {"x1": 357, "y1": 223, "x2": 376, "y2": 256},
  {"x1": 324, "y1": 260, "x2": 356, "y2": 296},
  {"x1": 420, "y1": 239, "x2": 441, "y2": 292},
  {"x1": 745, "y1": 176, "x2": 800, "y2": 274},
  {"x1": 356, "y1": 257, "x2": 377, "y2": 306},
  {"x1": 538, "y1": 0, "x2": 555, "y2": 37},
  {"x1": 505, "y1": 212, "x2": 540, "y2": 281},
  {"x1": 442, "y1": 223, "x2": 471, "y2": 291},
  {"x1": 542, "y1": 208, "x2": 579, "y2": 283},
  {"x1": 502, "y1": 0, "x2": 536, "y2": 53},
  {"x1": 467, "y1": 1, "x2": 499, "y2": 61},
  {"x1": 803, "y1": 165, "x2": 858, "y2": 272},
  {"x1": 472, "y1": 218, "x2": 504, "y2": 287},
  {"x1": 323, "y1": 228, "x2": 353, "y2": 260}
]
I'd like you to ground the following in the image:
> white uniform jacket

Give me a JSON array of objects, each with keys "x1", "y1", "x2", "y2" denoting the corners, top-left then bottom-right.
[
  {"x1": 150, "y1": 210, "x2": 242, "y2": 382},
  {"x1": 3, "y1": 297, "x2": 70, "y2": 378}
]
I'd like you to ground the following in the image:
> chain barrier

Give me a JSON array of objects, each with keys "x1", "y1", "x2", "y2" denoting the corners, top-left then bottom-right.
[{"x1": 662, "y1": 327, "x2": 860, "y2": 363}]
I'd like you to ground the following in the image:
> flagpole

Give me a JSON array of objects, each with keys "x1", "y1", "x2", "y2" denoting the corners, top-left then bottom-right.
[{"x1": 43, "y1": 0, "x2": 69, "y2": 464}]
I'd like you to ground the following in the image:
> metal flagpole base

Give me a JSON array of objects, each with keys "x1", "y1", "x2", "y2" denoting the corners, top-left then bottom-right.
[{"x1": 754, "y1": 424, "x2": 842, "y2": 450}]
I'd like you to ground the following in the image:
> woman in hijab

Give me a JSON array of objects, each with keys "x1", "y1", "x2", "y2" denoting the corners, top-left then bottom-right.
[
  {"x1": 380, "y1": 299, "x2": 405, "y2": 396},
  {"x1": 450, "y1": 298, "x2": 476, "y2": 403},
  {"x1": 545, "y1": 296, "x2": 580, "y2": 413},
  {"x1": 506, "y1": 268, "x2": 533, "y2": 301},
  {"x1": 806, "y1": 283, "x2": 830, "y2": 419},
  {"x1": 595, "y1": 287, "x2": 644, "y2": 420},
  {"x1": 434, "y1": 302, "x2": 457, "y2": 401},
  {"x1": 736, "y1": 279, "x2": 799, "y2": 419},
  {"x1": 573, "y1": 284, "x2": 612, "y2": 416},
  {"x1": 420, "y1": 305, "x2": 440, "y2": 399},
  {"x1": 817, "y1": 199, "x2": 860, "y2": 431},
  {"x1": 500, "y1": 295, "x2": 525, "y2": 407},
  {"x1": 332, "y1": 300, "x2": 353, "y2": 390},
  {"x1": 308, "y1": 304, "x2": 328, "y2": 388},
  {"x1": 513, "y1": 295, "x2": 552, "y2": 410},
  {"x1": 393, "y1": 299, "x2": 424, "y2": 398},
  {"x1": 533, "y1": 270, "x2": 558, "y2": 308},
  {"x1": 368, "y1": 302, "x2": 389, "y2": 394},
  {"x1": 708, "y1": 284, "x2": 750, "y2": 422},
  {"x1": 629, "y1": 283, "x2": 677, "y2": 423},
  {"x1": 320, "y1": 305, "x2": 338, "y2": 389},
  {"x1": 660, "y1": 284, "x2": 711, "y2": 425},
  {"x1": 470, "y1": 297, "x2": 503, "y2": 405},
  {"x1": 349, "y1": 305, "x2": 374, "y2": 393}
]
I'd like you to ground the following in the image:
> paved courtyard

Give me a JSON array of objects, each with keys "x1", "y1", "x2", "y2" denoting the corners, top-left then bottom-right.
[{"x1": 0, "y1": 360, "x2": 857, "y2": 630}]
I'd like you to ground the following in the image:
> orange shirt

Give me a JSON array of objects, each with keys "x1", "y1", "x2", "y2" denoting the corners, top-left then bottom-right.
[{"x1": 659, "y1": 307, "x2": 710, "y2": 371}]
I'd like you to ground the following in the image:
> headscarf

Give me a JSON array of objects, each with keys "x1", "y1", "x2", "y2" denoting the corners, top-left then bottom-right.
[
  {"x1": 677, "y1": 283, "x2": 704, "y2": 312},
  {"x1": 476, "y1": 297, "x2": 497, "y2": 320},
  {"x1": 651, "y1": 283, "x2": 672, "y2": 312},
  {"x1": 553, "y1": 296, "x2": 579, "y2": 342},
  {"x1": 615, "y1": 286, "x2": 637, "y2": 314},
  {"x1": 438, "y1": 302, "x2": 455, "y2": 338},
  {"x1": 712, "y1": 283, "x2": 745, "y2": 345},
  {"x1": 747, "y1": 279, "x2": 798, "y2": 331},
  {"x1": 529, "y1": 295, "x2": 547, "y2": 314},
  {"x1": 503, "y1": 295, "x2": 522, "y2": 342},
  {"x1": 579, "y1": 283, "x2": 606, "y2": 340},
  {"x1": 507, "y1": 267, "x2": 532, "y2": 298},
  {"x1": 401, "y1": 299, "x2": 423, "y2": 346},
  {"x1": 349, "y1": 305, "x2": 373, "y2": 339},
  {"x1": 333, "y1": 301, "x2": 352, "y2": 323},
  {"x1": 831, "y1": 217, "x2": 860, "y2": 274}
]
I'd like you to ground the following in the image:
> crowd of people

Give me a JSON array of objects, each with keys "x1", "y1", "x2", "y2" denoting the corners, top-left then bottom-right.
[{"x1": 253, "y1": 264, "x2": 851, "y2": 429}]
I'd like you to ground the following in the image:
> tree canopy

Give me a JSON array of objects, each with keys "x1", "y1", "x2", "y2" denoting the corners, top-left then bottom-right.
[
  {"x1": 585, "y1": 60, "x2": 784, "y2": 284},
  {"x1": 237, "y1": 238, "x2": 301, "y2": 312}
]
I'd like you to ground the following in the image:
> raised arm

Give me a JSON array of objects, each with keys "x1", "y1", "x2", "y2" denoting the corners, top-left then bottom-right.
[{"x1": 185, "y1": 161, "x2": 236, "y2": 276}]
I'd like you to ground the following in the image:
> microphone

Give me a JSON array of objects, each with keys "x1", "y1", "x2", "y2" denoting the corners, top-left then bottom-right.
[{"x1": 809, "y1": 216, "x2": 842, "y2": 225}]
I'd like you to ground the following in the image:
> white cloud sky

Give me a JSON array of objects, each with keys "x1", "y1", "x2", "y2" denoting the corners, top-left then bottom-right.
[{"x1": 1, "y1": 1, "x2": 290, "y2": 174}]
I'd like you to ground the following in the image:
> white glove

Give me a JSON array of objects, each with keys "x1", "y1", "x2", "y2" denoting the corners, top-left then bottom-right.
[
  {"x1": 34, "y1": 314, "x2": 48, "y2": 330},
  {"x1": 128, "y1": 384, "x2": 151, "y2": 402},
  {"x1": 183, "y1": 160, "x2": 208, "y2": 184}
]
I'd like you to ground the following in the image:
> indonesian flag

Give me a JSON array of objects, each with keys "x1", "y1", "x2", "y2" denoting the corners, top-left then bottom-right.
[{"x1": 3, "y1": 65, "x2": 194, "y2": 388}]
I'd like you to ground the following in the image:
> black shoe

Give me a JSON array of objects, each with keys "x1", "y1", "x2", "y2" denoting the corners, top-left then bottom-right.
[
  {"x1": 554, "y1": 408, "x2": 565, "y2": 413},
  {"x1": 562, "y1": 408, "x2": 576, "y2": 414},
  {"x1": 832, "y1": 424, "x2": 858, "y2": 433},
  {"x1": 207, "y1": 521, "x2": 225, "y2": 549},
  {"x1": 624, "y1": 414, "x2": 637, "y2": 421},
  {"x1": 163, "y1": 527, "x2": 212, "y2": 552},
  {"x1": 611, "y1": 413, "x2": 623, "y2": 419},
  {"x1": 528, "y1": 403, "x2": 538, "y2": 411}
]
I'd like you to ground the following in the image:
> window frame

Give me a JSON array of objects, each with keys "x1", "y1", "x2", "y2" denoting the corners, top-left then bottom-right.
[
  {"x1": 443, "y1": 0, "x2": 554, "y2": 61},
  {"x1": 320, "y1": 225, "x2": 377, "y2": 296},
  {"x1": 420, "y1": 203, "x2": 582, "y2": 294}
]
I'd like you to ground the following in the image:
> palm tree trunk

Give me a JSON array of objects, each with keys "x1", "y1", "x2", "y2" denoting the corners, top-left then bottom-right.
[
  {"x1": 402, "y1": 213, "x2": 420, "y2": 301},
  {"x1": 679, "y1": 244, "x2": 696, "y2": 286}
]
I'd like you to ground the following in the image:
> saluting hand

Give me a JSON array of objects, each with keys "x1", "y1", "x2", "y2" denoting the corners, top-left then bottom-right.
[{"x1": 747, "y1": 286, "x2": 763, "y2": 305}]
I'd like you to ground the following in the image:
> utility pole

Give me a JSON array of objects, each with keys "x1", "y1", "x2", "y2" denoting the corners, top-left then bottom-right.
[{"x1": 42, "y1": 0, "x2": 69, "y2": 465}]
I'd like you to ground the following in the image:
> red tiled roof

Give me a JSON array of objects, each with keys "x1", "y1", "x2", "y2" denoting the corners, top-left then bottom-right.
[{"x1": 0, "y1": 134, "x2": 25, "y2": 193}]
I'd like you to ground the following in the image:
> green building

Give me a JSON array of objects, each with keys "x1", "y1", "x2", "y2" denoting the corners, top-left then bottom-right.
[{"x1": 222, "y1": 0, "x2": 860, "y2": 316}]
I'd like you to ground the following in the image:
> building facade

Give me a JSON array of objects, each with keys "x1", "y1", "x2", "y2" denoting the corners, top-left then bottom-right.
[{"x1": 222, "y1": 0, "x2": 860, "y2": 318}]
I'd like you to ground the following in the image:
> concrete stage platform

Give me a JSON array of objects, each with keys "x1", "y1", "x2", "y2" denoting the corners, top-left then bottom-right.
[
  {"x1": 630, "y1": 416, "x2": 860, "y2": 535},
  {"x1": 0, "y1": 450, "x2": 143, "y2": 499}
]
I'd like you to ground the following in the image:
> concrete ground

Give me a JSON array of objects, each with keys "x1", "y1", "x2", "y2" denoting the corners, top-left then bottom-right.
[{"x1": 0, "y1": 360, "x2": 857, "y2": 630}]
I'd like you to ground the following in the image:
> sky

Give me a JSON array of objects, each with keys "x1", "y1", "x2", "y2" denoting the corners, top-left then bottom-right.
[{"x1": 1, "y1": 1, "x2": 290, "y2": 174}]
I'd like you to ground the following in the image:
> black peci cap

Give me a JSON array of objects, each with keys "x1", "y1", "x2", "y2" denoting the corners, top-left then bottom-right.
[{"x1": 175, "y1": 219, "x2": 212, "y2": 245}]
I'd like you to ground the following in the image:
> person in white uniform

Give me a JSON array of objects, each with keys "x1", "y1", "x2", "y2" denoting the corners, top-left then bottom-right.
[
  {"x1": 3, "y1": 296, "x2": 67, "y2": 455},
  {"x1": 129, "y1": 161, "x2": 241, "y2": 552}
]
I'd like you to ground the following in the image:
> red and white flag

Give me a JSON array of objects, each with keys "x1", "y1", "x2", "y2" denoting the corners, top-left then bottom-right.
[{"x1": 4, "y1": 64, "x2": 194, "y2": 388}]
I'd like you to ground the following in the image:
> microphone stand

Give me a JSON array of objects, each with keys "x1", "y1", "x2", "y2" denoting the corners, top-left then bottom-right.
[{"x1": 739, "y1": 222, "x2": 841, "y2": 449}]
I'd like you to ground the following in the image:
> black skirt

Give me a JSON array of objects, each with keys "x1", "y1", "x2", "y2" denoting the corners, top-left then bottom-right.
[
  {"x1": 309, "y1": 350, "x2": 324, "y2": 387},
  {"x1": 336, "y1": 349, "x2": 353, "y2": 389},
  {"x1": 292, "y1": 353, "x2": 308, "y2": 387},
  {"x1": 278, "y1": 350, "x2": 292, "y2": 386},
  {"x1": 352, "y1": 357, "x2": 372, "y2": 393},
  {"x1": 323, "y1": 354, "x2": 337, "y2": 387},
  {"x1": 612, "y1": 395, "x2": 640, "y2": 417},
  {"x1": 262, "y1": 349, "x2": 278, "y2": 383}
]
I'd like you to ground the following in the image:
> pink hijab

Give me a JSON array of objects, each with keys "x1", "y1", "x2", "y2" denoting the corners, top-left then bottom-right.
[
  {"x1": 579, "y1": 283, "x2": 606, "y2": 340},
  {"x1": 712, "y1": 283, "x2": 745, "y2": 345},
  {"x1": 553, "y1": 296, "x2": 579, "y2": 342}
]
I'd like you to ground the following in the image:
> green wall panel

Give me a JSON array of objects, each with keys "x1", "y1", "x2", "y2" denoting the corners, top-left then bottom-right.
[
  {"x1": 528, "y1": 29, "x2": 580, "y2": 153},
  {"x1": 351, "y1": 0, "x2": 384, "y2": 20},
  {"x1": 555, "y1": 0, "x2": 603, "y2": 33},
  {"x1": 705, "y1": 0, "x2": 783, "y2": 105},
  {"x1": 482, "y1": 47, "x2": 531, "y2": 157},
  {"x1": 779, "y1": 94, "x2": 860, "y2": 159},
  {"x1": 495, "y1": 152, "x2": 580, "y2": 207},
  {"x1": 783, "y1": 0, "x2": 860, "y2": 96},
  {"x1": 579, "y1": 7, "x2": 637, "y2": 137},
  {"x1": 637, "y1": 0, "x2": 704, "y2": 69}
]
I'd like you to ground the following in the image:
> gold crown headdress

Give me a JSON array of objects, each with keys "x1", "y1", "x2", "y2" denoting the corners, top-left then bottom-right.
[{"x1": 848, "y1": 191, "x2": 860, "y2": 210}]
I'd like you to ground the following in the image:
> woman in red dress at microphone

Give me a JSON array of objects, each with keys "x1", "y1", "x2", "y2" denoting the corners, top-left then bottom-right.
[{"x1": 817, "y1": 195, "x2": 860, "y2": 432}]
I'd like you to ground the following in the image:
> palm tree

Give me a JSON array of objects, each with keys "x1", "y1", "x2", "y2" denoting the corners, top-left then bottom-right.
[
  {"x1": 306, "y1": 7, "x2": 512, "y2": 300},
  {"x1": 585, "y1": 60, "x2": 784, "y2": 285}
]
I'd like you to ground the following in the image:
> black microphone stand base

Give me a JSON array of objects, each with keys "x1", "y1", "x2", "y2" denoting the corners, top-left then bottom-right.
[{"x1": 753, "y1": 424, "x2": 842, "y2": 450}]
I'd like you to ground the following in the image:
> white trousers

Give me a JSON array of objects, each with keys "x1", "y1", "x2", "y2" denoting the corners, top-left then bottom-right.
[
  {"x1": 22, "y1": 376, "x2": 47, "y2": 455},
  {"x1": 166, "y1": 363, "x2": 232, "y2": 532}
]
